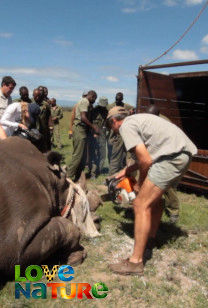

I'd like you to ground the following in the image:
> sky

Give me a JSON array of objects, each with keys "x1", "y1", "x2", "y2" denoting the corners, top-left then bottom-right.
[{"x1": 0, "y1": 0, "x2": 208, "y2": 106}]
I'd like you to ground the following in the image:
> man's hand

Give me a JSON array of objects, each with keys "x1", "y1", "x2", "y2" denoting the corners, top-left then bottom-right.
[
  {"x1": 93, "y1": 125, "x2": 100, "y2": 135},
  {"x1": 68, "y1": 130, "x2": 73, "y2": 139},
  {"x1": 115, "y1": 167, "x2": 127, "y2": 180},
  {"x1": 18, "y1": 123, "x2": 28, "y2": 130}
]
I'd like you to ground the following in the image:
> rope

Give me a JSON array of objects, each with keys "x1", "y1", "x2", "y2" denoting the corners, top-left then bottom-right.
[{"x1": 143, "y1": 0, "x2": 208, "y2": 67}]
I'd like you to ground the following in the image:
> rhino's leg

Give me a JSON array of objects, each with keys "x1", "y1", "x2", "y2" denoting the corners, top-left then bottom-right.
[{"x1": 22, "y1": 217, "x2": 85, "y2": 266}]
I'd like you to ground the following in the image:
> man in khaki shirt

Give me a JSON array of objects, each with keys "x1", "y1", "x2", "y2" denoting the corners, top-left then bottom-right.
[
  {"x1": 67, "y1": 90, "x2": 99, "y2": 182},
  {"x1": 107, "y1": 107, "x2": 197, "y2": 276}
]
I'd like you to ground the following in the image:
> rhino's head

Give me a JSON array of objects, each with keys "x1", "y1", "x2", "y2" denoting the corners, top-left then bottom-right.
[{"x1": 46, "y1": 151, "x2": 69, "y2": 213}]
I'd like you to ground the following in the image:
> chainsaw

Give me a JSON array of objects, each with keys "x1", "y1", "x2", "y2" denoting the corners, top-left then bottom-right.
[{"x1": 106, "y1": 176, "x2": 137, "y2": 204}]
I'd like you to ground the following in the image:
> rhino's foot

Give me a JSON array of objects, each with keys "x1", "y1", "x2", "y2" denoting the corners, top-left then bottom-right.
[{"x1": 67, "y1": 246, "x2": 87, "y2": 266}]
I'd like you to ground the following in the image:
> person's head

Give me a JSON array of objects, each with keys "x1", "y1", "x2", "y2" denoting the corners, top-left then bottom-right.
[
  {"x1": 50, "y1": 98, "x2": 56, "y2": 107},
  {"x1": 107, "y1": 106, "x2": 128, "y2": 133},
  {"x1": 115, "y1": 92, "x2": 123, "y2": 104},
  {"x1": 19, "y1": 86, "x2": 29, "y2": 100},
  {"x1": 82, "y1": 90, "x2": 88, "y2": 98},
  {"x1": 98, "y1": 96, "x2": 108, "y2": 108},
  {"x1": 38, "y1": 86, "x2": 44, "y2": 99},
  {"x1": 1, "y1": 76, "x2": 16, "y2": 98},
  {"x1": 146, "y1": 104, "x2": 160, "y2": 116},
  {"x1": 43, "y1": 87, "x2": 48, "y2": 98},
  {"x1": 33, "y1": 88, "x2": 42, "y2": 103},
  {"x1": 87, "y1": 90, "x2": 97, "y2": 104}
]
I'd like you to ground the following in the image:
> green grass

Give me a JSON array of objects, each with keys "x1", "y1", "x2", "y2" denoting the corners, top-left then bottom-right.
[{"x1": 1, "y1": 111, "x2": 208, "y2": 307}]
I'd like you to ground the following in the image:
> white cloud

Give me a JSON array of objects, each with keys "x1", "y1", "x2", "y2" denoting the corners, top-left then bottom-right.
[
  {"x1": 121, "y1": 7, "x2": 137, "y2": 13},
  {"x1": 200, "y1": 46, "x2": 208, "y2": 54},
  {"x1": 163, "y1": 0, "x2": 178, "y2": 6},
  {"x1": 171, "y1": 49, "x2": 198, "y2": 60},
  {"x1": 53, "y1": 39, "x2": 73, "y2": 47},
  {"x1": 0, "y1": 32, "x2": 13, "y2": 38},
  {"x1": 185, "y1": 0, "x2": 204, "y2": 6},
  {"x1": 106, "y1": 76, "x2": 119, "y2": 82},
  {"x1": 202, "y1": 34, "x2": 208, "y2": 45},
  {"x1": 0, "y1": 67, "x2": 79, "y2": 80}
]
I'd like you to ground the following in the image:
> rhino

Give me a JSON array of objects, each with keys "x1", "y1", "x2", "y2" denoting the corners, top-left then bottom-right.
[{"x1": 0, "y1": 137, "x2": 99, "y2": 280}]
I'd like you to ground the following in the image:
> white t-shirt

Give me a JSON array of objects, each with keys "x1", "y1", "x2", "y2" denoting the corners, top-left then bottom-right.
[
  {"x1": 0, "y1": 103, "x2": 22, "y2": 136},
  {"x1": 119, "y1": 114, "x2": 197, "y2": 162}
]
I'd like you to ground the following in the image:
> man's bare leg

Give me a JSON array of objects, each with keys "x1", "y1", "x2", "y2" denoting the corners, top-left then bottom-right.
[{"x1": 129, "y1": 178, "x2": 164, "y2": 264}]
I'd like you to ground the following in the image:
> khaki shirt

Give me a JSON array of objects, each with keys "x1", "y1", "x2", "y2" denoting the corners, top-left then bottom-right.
[
  {"x1": 119, "y1": 114, "x2": 197, "y2": 162},
  {"x1": 73, "y1": 98, "x2": 92, "y2": 128},
  {"x1": 51, "y1": 105, "x2": 63, "y2": 124},
  {"x1": 0, "y1": 89, "x2": 12, "y2": 119}
]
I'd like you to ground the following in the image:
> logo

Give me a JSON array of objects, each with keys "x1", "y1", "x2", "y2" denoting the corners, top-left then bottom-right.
[{"x1": 15, "y1": 265, "x2": 108, "y2": 300}]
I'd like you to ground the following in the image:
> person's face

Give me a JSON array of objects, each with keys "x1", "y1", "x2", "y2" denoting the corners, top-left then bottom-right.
[
  {"x1": 88, "y1": 93, "x2": 97, "y2": 104},
  {"x1": 20, "y1": 89, "x2": 29, "y2": 100},
  {"x1": 2, "y1": 83, "x2": 15, "y2": 97},
  {"x1": 116, "y1": 93, "x2": 123, "y2": 102},
  {"x1": 38, "y1": 87, "x2": 44, "y2": 98},
  {"x1": 33, "y1": 90, "x2": 41, "y2": 103},
  {"x1": 51, "y1": 99, "x2": 56, "y2": 107},
  {"x1": 43, "y1": 88, "x2": 48, "y2": 97}
]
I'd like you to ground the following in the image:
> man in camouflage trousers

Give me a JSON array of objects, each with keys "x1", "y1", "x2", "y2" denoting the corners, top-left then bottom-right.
[
  {"x1": 50, "y1": 98, "x2": 63, "y2": 149},
  {"x1": 107, "y1": 92, "x2": 133, "y2": 175},
  {"x1": 90, "y1": 97, "x2": 108, "y2": 178}
]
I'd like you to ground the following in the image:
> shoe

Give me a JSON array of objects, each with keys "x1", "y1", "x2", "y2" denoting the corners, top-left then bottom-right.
[{"x1": 109, "y1": 258, "x2": 144, "y2": 276}]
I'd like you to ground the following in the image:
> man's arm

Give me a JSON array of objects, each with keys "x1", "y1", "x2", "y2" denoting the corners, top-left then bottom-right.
[
  {"x1": 134, "y1": 144, "x2": 152, "y2": 187},
  {"x1": 81, "y1": 111, "x2": 99, "y2": 134},
  {"x1": 0, "y1": 125, "x2": 7, "y2": 139}
]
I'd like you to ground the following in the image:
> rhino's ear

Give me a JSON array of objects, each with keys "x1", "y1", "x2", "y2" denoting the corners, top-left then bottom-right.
[{"x1": 46, "y1": 151, "x2": 62, "y2": 166}]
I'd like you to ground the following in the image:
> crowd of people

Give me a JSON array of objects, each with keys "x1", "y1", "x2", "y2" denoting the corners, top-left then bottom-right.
[
  {"x1": 0, "y1": 76, "x2": 63, "y2": 152},
  {"x1": 0, "y1": 75, "x2": 197, "y2": 276}
]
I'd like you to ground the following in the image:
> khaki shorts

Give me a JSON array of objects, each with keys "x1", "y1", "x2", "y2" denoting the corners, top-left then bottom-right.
[{"x1": 147, "y1": 152, "x2": 192, "y2": 191}]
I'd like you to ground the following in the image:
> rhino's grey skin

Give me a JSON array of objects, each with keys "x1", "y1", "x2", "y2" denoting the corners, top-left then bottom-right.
[{"x1": 0, "y1": 137, "x2": 82, "y2": 279}]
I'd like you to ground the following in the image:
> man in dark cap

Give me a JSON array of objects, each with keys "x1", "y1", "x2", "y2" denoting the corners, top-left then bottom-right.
[
  {"x1": 107, "y1": 92, "x2": 133, "y2": 175},
  {"x1": 90, "y1": 96, "x2": 108, "y2": 178}
]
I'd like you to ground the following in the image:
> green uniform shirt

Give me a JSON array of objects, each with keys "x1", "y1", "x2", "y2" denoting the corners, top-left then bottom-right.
[
  {"x1": 92, "y1": 106, "x2": 108, "y2": 128},
  {"x1": 108, "y1": 101, "x2": 133, "y2": 112},
  {"x1": 73, "y1": 97, "x2": 92, "y2": 128},
  {"x1": 51, "y1": 105, "x2": 63, "y2": 124},
  {"x1": 37, "y1": 100, "x2": 51, "y2": 132}
]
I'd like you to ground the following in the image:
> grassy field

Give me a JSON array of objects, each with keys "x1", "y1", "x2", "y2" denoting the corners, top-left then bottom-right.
[{"x1": 0, "y1": 111, "x2": 208, "y2": 308}]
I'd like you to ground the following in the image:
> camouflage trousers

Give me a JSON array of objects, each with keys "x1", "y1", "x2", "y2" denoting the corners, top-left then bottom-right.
[
  {"x1": 67, "y1": 125, "x2": 88, "y2": 182},
  {"x1": 51, "y1": 124, "x2": 62, "y2": 148},
  {"x1": 108, "y1": 134, "x2": 127, "y2": 176},
  {"x1": 90, "y1": 130, "x2": 107, "y2": 177}
]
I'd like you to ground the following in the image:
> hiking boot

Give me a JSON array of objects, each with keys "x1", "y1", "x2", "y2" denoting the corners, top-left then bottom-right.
[{"x1": 109, "y1": 259, "x2": 144, "y2": 276}]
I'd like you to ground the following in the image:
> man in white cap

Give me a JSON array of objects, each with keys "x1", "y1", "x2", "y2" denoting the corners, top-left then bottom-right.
[{"x1": 107, "y1": 106, "x2": 197, "y2": 275}]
